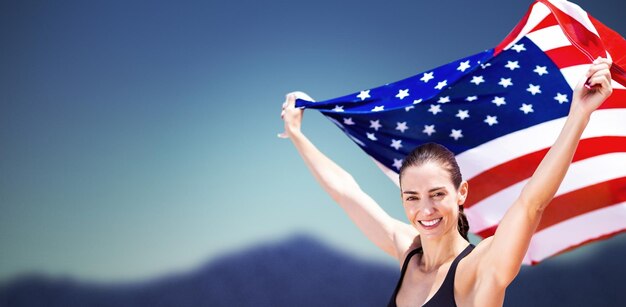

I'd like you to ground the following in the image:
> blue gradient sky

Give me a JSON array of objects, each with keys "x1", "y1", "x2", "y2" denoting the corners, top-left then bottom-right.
[{"x1": 1, "y1": 0, "x2": 625, "y2": 282}]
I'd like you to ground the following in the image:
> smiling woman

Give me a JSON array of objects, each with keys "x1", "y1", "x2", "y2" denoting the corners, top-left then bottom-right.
[{"x1": 280, "y1": 57, "x2": 613, "y2": 306}]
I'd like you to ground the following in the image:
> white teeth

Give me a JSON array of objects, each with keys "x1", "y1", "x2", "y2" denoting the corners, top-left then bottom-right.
[{"x1": 420, "y1": 218, "x2": 442, "y2": 227}]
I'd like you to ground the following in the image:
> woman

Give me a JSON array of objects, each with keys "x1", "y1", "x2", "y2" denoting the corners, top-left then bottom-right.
[{"x1": 279, "y1": 57, "x2": 612, "y2": 306}]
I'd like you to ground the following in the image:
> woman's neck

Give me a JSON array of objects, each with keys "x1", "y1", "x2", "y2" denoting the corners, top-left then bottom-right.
[{"x1": 418, "y1": 232, "x2": 468, "y2": 272}]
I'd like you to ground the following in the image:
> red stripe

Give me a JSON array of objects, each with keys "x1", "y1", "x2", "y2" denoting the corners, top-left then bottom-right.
[
  {"x1": 465, "y1": 136, "x2": 626, "y2": 209},
  {"x1": 598, "y1": 89, "x2": 626, "y2": 109},
  {"x1": 475, "y1": 177, "x2": 626, "y2": 238},
  {"x1": 589, "y1": 15, "x2": 626, "y2": 88},
  {"x1": 530, "y1": 13, "x2": 558, "y2": 33},
  {"x1": 544, "y1": 46, "x2": 589, "y2": 69},
  {"x1": 537, "y1": 0, "x2": 606, "y2": 61}
]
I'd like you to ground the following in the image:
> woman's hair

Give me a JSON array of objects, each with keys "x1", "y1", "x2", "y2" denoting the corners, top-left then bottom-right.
[{"x1": 398, "y1": 142, "x2": 470, "y2": 241}]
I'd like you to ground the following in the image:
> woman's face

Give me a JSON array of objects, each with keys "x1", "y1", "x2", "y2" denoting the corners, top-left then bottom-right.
[{"x1": 400, "y1": 161, "x2": 467, "y2": 238}]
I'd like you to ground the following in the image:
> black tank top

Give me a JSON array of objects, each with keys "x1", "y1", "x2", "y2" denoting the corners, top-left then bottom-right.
[{"x1": 387, "y1": 244, "x2": 474, "y2": 307}]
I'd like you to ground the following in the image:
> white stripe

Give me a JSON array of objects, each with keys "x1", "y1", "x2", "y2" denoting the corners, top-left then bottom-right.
[
  {"x1": 560, "y1": 64, "x2": 591, "y2": 89},
  {"x1": 547, "y1": 0, "x2": 599, "y2": 37},
  {"x1": 466, "y1": 152, "x2": 626, "y2": 232},
  {"x1": 457, "y1": 109, "x2": 626, "y2": 180},
  {"x1": 524, "y1": 201, "x2": 626, "y2": 264},
  {"x1": 503, "y1": 2, "x2": 551, "y2": 51},
  {"x1": 526, "y1": 25, "x2": 572, "y2": 51}
]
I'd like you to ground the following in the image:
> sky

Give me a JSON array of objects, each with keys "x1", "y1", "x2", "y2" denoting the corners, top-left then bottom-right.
[{"x1": 1, "y1": 0, "x2": 626, "y2": 283}]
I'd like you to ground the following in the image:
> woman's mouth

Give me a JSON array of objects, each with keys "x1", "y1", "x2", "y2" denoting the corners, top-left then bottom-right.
[{"x1": 418, "y1": 218, "x2": 442, "y2": 228}]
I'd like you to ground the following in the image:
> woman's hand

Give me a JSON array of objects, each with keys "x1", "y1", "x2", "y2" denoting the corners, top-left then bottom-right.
[
  {"x1": 278, "y1": 91, "x2": 314, "y2": 139},
  {"x1": 571, "y1": 57, "x2": 613, "y2": 117}
]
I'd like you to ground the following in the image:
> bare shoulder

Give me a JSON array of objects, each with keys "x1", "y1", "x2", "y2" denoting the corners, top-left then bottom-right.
[{"x1": 391, "y1": 222, "x2": 420, "y2": 264}]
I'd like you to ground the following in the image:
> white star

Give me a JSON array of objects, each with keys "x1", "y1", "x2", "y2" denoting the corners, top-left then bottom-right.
[
  {"x1": 520, "y1": 103, "x2": 534, "y2": 114},
  {"x1": 369, "y1": 119, "x2": 382, "y2": 131},
  {"x1": 366, "y1": 132, "x2": 377, "y2": 141},
  {"x1": 456, "y1": 109, "x2": 470, "y2": 120},
  {"x1": 450, "y1": 129, "x2": 463, "y2": 140},
  {"x1": 396, "y1": 89, "x2": 410, "y2": 100},
  {"x1": 438, "y1": 96, "x2": 450, "y2": 104},
  {"x1": 511, "y1": 43, "x2": 526, "y2": 53},
  {"x1": 405, "y1": 105, "x2": 415, "y2": 112},
  {"x1": 396, "y1": 122, "x2": 409, "y2": 133},
  {"x1": 527, "y1": 84, "x2": 542, "y2": 95},
  {"x1": 492, "y1": 96, "x2": 506, "y2": 106},
  {"x1": 498, "y1": 78, "x2": 513, "y2": 88},
  {"x1": 484, "y1": 115, "x2": 498, "y2": 126},
  {"x1": 420, "y1": 72, "x2": 434, "y2": 83},
  {"x1": 423, "y1": 125, "x2": 436, "y2": 136},
  {"x1": 457, "y1": 60, "x2": 471, "y2": 72},
  {"x1": 392, "y1": 158, "x2": 403, "y2": 170},
  {"x1": 343, "y1": 117, "x2": 355, "y2": 125},
  {"x1": 505, "y1": 60, "x2": 520, "y2": 70},
  {"x1": 533, "y1": 65, "x2": 548, "y2": 76},
  {"x1": 428, "y1": 104, "x2": 442, "y2": 115},
  {"x1": 332, "y1": 105, "x2": 344, "y2": 112},
  {"x1": 470, "y1": 75, "x2": 485, "y2": 85},
  {"x1": 465, "y1": 95, "x2": 478, "y2": 102},
  {"x1": 435, "y1": 80, "x2": 448, "y2": 90},
  {"x1": 554, "y1": 93, "x2": 569, "y2": 104},
  {"x1": 357, "y1": 90, "x2": 371, "y2": 101},
  {"x1": 480, "y1": 63, "x2": 492, "y2": 69},
  {"x1": 413, "y1": 99, "x2": 423, "y2": 104},
  {"x1": 372, "y1": 105, "x2": 385, "y2": 112},
  {"x1": 390, "y1": 139, "x2": 403, "y2": 150}
]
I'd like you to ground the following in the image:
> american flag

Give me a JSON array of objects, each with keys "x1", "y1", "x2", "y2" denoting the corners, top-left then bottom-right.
[{"x1": 295, "y1": 0, "x2": 626, "y2": 264}]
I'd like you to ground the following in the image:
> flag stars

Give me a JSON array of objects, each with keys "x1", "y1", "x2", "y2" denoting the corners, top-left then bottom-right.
[
  {"x1": 480, "y1": 63, "x2": 492, "y2": 69},
  {"x1": 332, "y1": 105, "x2": 344, "y2": 112},
  {"x1": 492, "y1": 96, "x2": 506, "y2": 106},
  {"x1": 457, "y1": 60, "x2": 471, "y2": 72},
  {"x1": 534, "y1": 65, "x2": 548, "y2": 76},
  {"x1": 413, "y1": 99, "x2": 423, "y2": 104},
  {"x1": 520, "y1": 103, "x2": 534, "y2": 114},
  {"x1": 393, "y1": 158, "x2": 403, "y2": 170},
  {"x1": 405, "y1": 105, "x2": 415, "y2": 112},
  {"x1": 396, "y1": 89, "x2": 410, "y2": 100},
  {"x1": 366, "y1": 132, "x2": 377, "y2": 141},
  {"x1": 450, "y1": 129, "x2": 464, "y2": 140},
  {"x1": 343, "y1": 117, "x2": 355, "y2": 125},
  {"x1": 470, "y1": 75, "x2": 485, "y2": 85},
  {"x1": 554, "y1": 93, "x2": 569, "y2": 104},
  {"x1": 372, "y1": 105, "x2": 385, "y2": 112},
  {"x1": 420, "y1": 72, "x2": 434, "y2": 83},
  {"x1": 465, "y1": 96, "x2": 478, "y2": 102},
  {"x1": 435, "y1": 80, "x2": 448, "y2": 90},
  {"x1": 423, "y1": 125, "x2": 436, "y2": 136},
  {"x1": 527, "y1": 84, "x2": 541, "y2": 95},
  {"x1": 505, "y1": 61, "x2": 520, "y2": 70},
  {"x1": 369, "y1": 120, "x2": 382, "y2": 131},
  {"x1": 390, "y1": 139, "x2": 403, "y2": 150},
  {"x1": 456, "y1": 109, "x2": 470, "y2": 120},
  {"x1": 484, "y1": 115, "x2": 498, "y2": 126},
  {"x1": 395, "y1": 122, "x2": 409, "y2": 133},
  {"x1": 438, "y1": 96, "x2": 450, "y2": 104},
  {"x1": 499, "y1": 78, "x2": 513, "y2": 88},
  {"x1": 428, "y1": 104, "x2": 442, "y2": 115},
  {"x1": 357, "y1": 90, "x2": 371, "y2": 101},
  {"x1": 511, "y1": 43, "x2": 526, "y2": 53}
]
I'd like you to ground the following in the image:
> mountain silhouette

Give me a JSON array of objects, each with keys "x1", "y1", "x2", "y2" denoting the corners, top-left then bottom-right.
[{"x1": 0, "y1": 233, "x2": 625, "y2": 306}]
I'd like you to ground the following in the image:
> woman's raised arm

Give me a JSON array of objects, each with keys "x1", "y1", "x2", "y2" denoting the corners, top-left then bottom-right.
[
  {"x1": 280, "y1": 92, "x2": 418, "y2": 260},
  {"x1": 475, "y1": 58, "x2": 613, "y2": 287}
]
